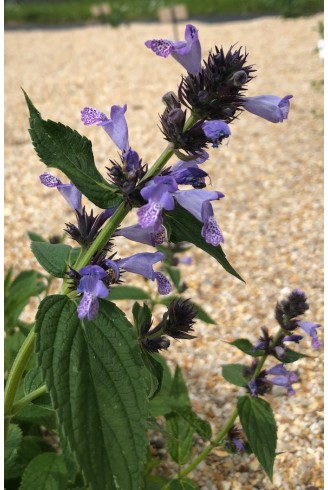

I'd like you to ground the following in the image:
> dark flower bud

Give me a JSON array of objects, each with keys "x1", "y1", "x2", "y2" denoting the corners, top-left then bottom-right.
[
  {"x1": 160, "y1": 106, "x2": 208, "y2": 155},
  {"x1": 178, "y1": 45, "x2": 255, "y2": 122},
  {"x1": 161, "y1": 298, "x2": 197, "y2": 339},
  {"x1": 141, "y1": 336, "x2": 170, "y2": 353},
  {"x1": 225, "y1": 425, "x2": 246, "y2": 453},
  {"x1": 162, "y1": 91, "x2": 181, "y2": 110},
  {"x1": 275, "y1": 288, "x2": 309, "y2": 329},
  {"x1": 65, "y1": 207, "x2": 112, "y2": 246},
  {"x1": 229, "y1": 70, "x2": 248, "y2": 87}
]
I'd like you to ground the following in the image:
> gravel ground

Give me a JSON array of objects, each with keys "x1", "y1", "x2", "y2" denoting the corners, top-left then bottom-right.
[{"x1": 4, "y1": 14, "x2": 324, "y2": 490}]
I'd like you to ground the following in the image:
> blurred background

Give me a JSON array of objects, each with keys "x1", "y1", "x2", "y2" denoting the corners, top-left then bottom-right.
[{"x1": 4, "y1": 0, "x2": 324, "y2": 26}]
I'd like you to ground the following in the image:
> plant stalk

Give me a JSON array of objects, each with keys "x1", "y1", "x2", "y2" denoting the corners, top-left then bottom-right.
[
  {"x1": 11, "y1": 385, "x2": 48, "y2": 415},
  {"x1": 4, "y1": 327, "x2": 36, "y2": 441}
]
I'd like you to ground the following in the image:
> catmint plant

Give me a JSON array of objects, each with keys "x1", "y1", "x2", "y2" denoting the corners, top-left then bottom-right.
[{"x1": 4, "y1": 23, "x2": 320, "y2": 490}]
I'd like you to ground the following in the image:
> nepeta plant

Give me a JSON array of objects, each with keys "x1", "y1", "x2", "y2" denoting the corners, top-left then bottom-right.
[{"x1": 4, "y1": 24, "x2": 321, "y2": 490}]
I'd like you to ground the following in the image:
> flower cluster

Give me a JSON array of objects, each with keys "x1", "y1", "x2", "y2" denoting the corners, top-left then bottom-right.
[
  {"x1": 40, "y1": 23, "x2": 294, "y2": 324},
  {"x1": 246, "y1": 288, "x2": 321, "y2": 397}
]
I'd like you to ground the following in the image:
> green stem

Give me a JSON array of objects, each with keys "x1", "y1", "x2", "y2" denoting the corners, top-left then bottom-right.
[
  {"x1": 140, "y1": 111, "x2": 199, "y2": 183},
  {"x1": 61, "y1": 201, "x2": 130, "y2": 294},
  {"x1": 161, "y1": 407, "x2": 238, "y2": 489},
  {"x1": 253, "y1": 327, "x2": 284, "y2": 378},
  {"x1": 178, "y1": 407, "x2": 238, "y2": 480},
  {"x1": 12, "y1": 385, "x2": 47, "y2": 414},
  {"x1": 4, "y1": 327, "x2": 36, "y2": 441}
]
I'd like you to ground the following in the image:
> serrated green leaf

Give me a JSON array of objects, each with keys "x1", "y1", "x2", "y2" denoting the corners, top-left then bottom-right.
[
  {"x1": 170, "y1": 364, "x2": 191, "y2": 407},
  {"x1": 221, "y1": 364, "x2": 248, "y2": 387},
  {"x1": 229, "y1": 338, "x2": 264, "y2": 357},
  {"x1": 163, "y1": 205, "x2": 244, "y2": 282},
  {"x1": 106, "y1": 285, "x2": 151, "y2": 301},
  {"x1": 167, "y1": 478, "x2": 199, "y2": 489},
  {"x1": 5, "y1": 435, "x2": 46, "y2": 480},
  {"x1": 149, "y1": 356, "x2": 174, "y2": 417},
  {"x1": 35, "y1": 295, "x2": 148, "y2": 490},
  {"x1": 237, "y1": 395, "x2": 277, "y2": 480},
  {"x1": 4, "y1": 270, "x2": 46, "y2": 331},
  {"x1": 165, "y1": 412, "x2": 194, "y2": 465},
  {"x1": 24, "y1": 91, "x2": 122, "y2": 209},
  {"x1": 30, "y1": 242, "x2": 78, "y2": 277},
  {"x1": 4, "y1": 424, "x2": 23, "y2": 474},
  {"x1": 20, "y1": 453, "x2": 68, "y2": 490}
]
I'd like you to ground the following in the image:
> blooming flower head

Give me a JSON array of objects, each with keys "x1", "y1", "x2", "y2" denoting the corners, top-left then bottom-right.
[
  {"x1": 243, "y1": 95, "x2": 293, "y2": 123},
  {"x1": 77, "y1": 265, "x2": 109, "y2": 320},
  {"x1": 145, "y1": 24, "x2": 201, "y2": 75},
  {"x1": 81, "y1": 104, "x2": 129, "y2": 152},
  {"x1": 39, "y1": 173, "x2": 82, "y2": 213}
]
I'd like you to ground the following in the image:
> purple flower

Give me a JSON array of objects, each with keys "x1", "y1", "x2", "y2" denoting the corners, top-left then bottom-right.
[
  {"x1": 137, "y1": 176, "x2": 178, "y2": 232},
  {"x1": 174, "y1": 190, "x2": 224, "y2": 246},
  {"x1": 145, "y1": 24, "x2": 201, "y2": 75},
  {"x1": 77, "y1": 265, "x2": 109, "y2": 320},
  {"x1": 116, "y1": 223, "x2": 167, "y2": 246},
  {"x1": 114, "y1": 251, "x2": 172, "y2": 295},
  {"x1": 169, "y1": 160, "x2": 208, "y2": 188},
  {"x1": 81, "y1": 104, "x2": 129, "y2": 152},
  {"x1": 297, "y1": 321, "x2": 321, "y2": 349},
  {"x1": 202, "y1": 120, "x2": 231, "y2": 147},
  {"x1": 243, "y1": 95, "x2": 293, "y2": 123},
  {"x1": 266, "y1": 364, "x2": 299, "y2": 396},
  {"x1": 39, "y1": 173, "x2": 82, "y2": 213}
]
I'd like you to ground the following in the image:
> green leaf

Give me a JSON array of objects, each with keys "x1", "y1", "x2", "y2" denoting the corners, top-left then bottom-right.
[
  {"x1": 221, "y1": 364, "x2": 248, "y2": 387},
  {"x1": 23, "y1": 367, "x2": 52, "y2": 410},
  {"x1": 4, "y1": 424, "x2": 23, "y2": 474},
  {"x1": 106, "y1": 285, "x2": 151, "y2": 301},
  {"x1": 237, "y1": 395, "x2": 277, "y2": 480},
  {"x1": 24, "y1": 91, "x2": 122, "y2": 209},
  {"x1": 164, "y1": 205, "x2": 244, "y2": 282},
  {"x1": 36, "y1": 295, "x2": 148, "y2": 490},
  {"x1": 30, "y1": 242, "x2": 78, "y2": 277},
  {"x1": 167, "y1": 478, "x2": 199, "y2": 489},
  {"x1": 170, "y1": 365, "x2": 191, "y2": 408},
  {"x1": 132, "y1": 301, "x2": 152, "y2": 337},
  {"x1": 165, "y1": 412, "x2": 194, "y2": 465},
  {"x1": 141, "y1": 350, "x2": 164, "y2": 399},
  {"x1": 4, "y1": 270, "x2": 46, "y2": 331},
  {"x1": 5, "y1": 435, "x2": 46, "y2": 480},
  {"x1": 274, "y1": 348, "x2": 309, "y2": 363},
  {"x1": 165, "y1": 266, "x2": 181, "y2": 290},
  {"x1": 149, "y1": 356, "x2": 174, "y2": 417},
  {"x1": 27, "y1": 231, "x2": 47, "y2": 242},
  {"x1": 20, "y1": 453, "x2": 68, "y2": 490},
  {"x1": 173, "y1": 407, "x2": 212, "y2": 440},
  {"x1": 228, "y1": 338, "x2": 264, "y2": 357}
]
